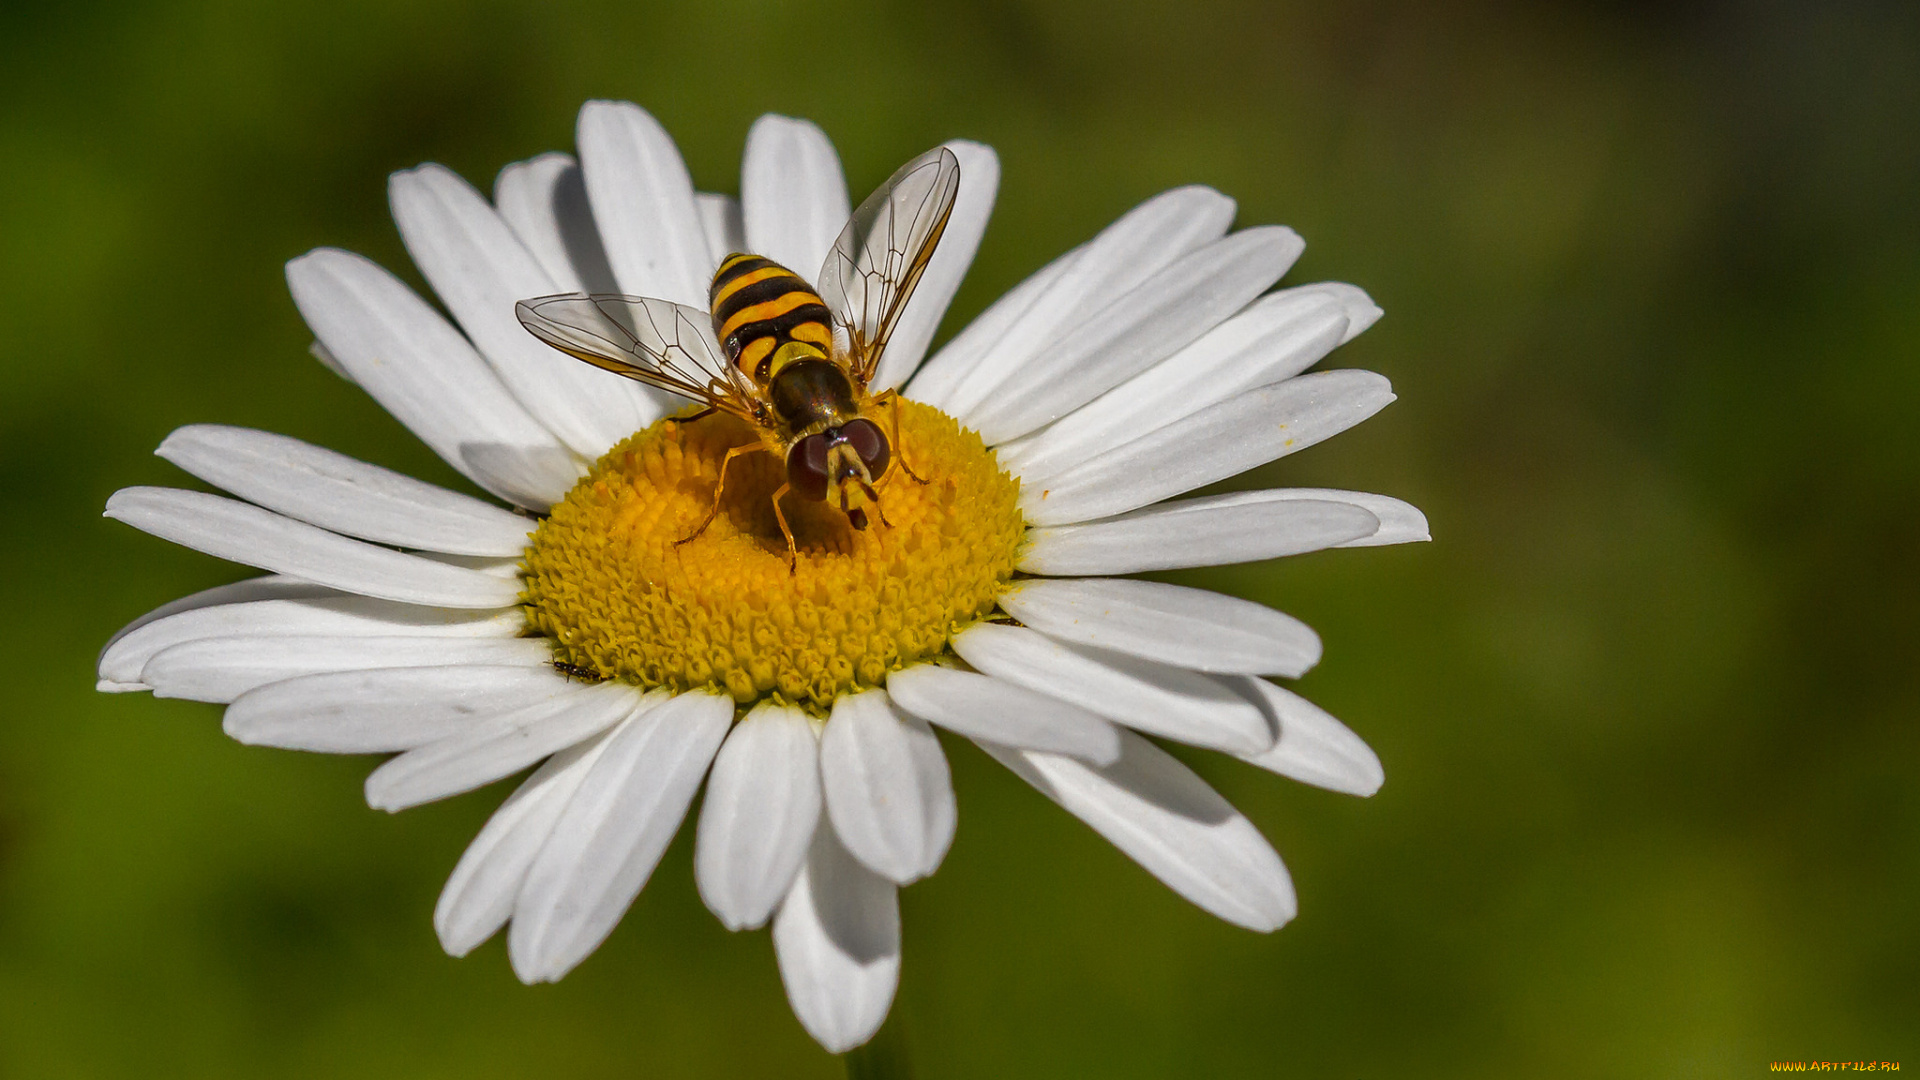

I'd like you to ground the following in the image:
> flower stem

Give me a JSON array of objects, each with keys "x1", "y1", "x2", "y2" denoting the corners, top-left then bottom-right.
[{"x1": 843, "y1": 1014, "x2": 914, "y2": 1080}]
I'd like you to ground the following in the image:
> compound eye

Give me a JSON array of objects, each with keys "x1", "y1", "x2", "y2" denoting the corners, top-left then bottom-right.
[
  {"x1": 839, "y1": 418, "x2": 890, "y2": 481},
  {"x1": 786, "y1": 434, "x2": 831, "y2": 501}
]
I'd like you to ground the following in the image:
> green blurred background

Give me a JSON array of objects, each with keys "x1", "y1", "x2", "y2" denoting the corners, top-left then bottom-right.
[{"x1": 3, "y1": 0, "x2": 1916, "y2": 1075}]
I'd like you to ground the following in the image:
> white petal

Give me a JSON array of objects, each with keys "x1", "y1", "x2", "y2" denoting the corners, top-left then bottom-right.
[
  {"x1": 937, "y1": 186, "x2": 1237, "y2": 425},
  {"x1": 996, "y1": 284, "x2": 1354, "y2": 478},
  {"x1": 871, "y1": 140, "x2": 1000, "y2": 392},
  {"x1": 1020, "y1": 369, "x2": 1396, "y2": 527},
  {"x1": 454, "y1": 445, "x2": 583, "y2": 515},
  {"x1": 1273, "y1": 488, "x2": 1431, "y2": 547},
  {"x1": 105, "y1": 488, "x2": 524, "y2": 609},
  {"x1": 693, "y1": 701, "x2": 822, "y2": 930},
  {"x1": 965, "y1": 226, "x2": 1305, "y2": 445},
  {"x1": 772, "y1": 811, "x2": 900, "y2": 1054},
  {"x1": 435, "y1": 728, "x2": 618, "y2": 957},
  {"x1": 998, "y1": 578, "x2": 1321, "y2": 677},
  {"x1": 509, "y1": 690, "x2": 731, "y2": 982},
  {"x1": 97, "y1": 576, "x2": 332, "y2": 691},
  {"x1": 696, "y1": 192, "x2": 746, "y2": 267},
  {"x1": 415, "y1": 553, "x2": 522, "y2": 586},
  {"x1": 978, "y1": 729, "x2": 1294, "y2": 931},
  {"x1": 904, "y1": 244, "x2": 1084, "y2": 410},
  {"x1": 99, "y1": 591, "x2": 519, "y2": 688},
  {"x1": 224, "y1": 664, "x2": 576, "y2": 753},
  {"x1": 576, "y1": 100, "x2": 710, "y2": 307},
  {"x1": 365, "y1": 682, "x2": 653, "y2": 811},
  {"x1": 142, "y1": 634, "x2": 552, "y2": 704},
  {"x1": 885, "y1": 664, "x2": 1121, "y2": 764},
  {"x1": 1223, "y1": 677, "x2": 1384, "y2": 796},
  {"x1": 818, "y1": 689, "x2": 955, "y2": 884},
  {"x1": 493, "y1": 152, "x2": 620, "y2": 293},
  {"x1": 156, "y1": 425, "x2": 534, "y2": 556},
  {"x1": 285, "y1": 247, "x2": 578, "y2": 509},
  {"x1": 308, "y1": 340, "x2": 353, "y2": 382},
  {"x1": 1019, "y1": 493, "x2": 1386, "y2": 576},
  {"x1": 741, "y1": 114, "x2": 850, "y2": 278},
  {"x1": 390, "y1": 164, "x2": 656, "y2": 456},
  {"x1": 1308, "y1": 281, "x2": 1384, "y2": 341},
  {"x1": 949, "y1": 623, "x2": 1272, "y2": 754}
]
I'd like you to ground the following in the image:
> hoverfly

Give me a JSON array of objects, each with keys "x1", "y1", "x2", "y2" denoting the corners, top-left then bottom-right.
[{"x1": 515, "y1": 147, "x2": 962, "y2": 571}]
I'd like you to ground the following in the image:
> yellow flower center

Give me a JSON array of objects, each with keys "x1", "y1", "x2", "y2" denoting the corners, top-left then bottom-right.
[{"x1": 521, "y1": 400, "x2": 1026, "y2": 711}]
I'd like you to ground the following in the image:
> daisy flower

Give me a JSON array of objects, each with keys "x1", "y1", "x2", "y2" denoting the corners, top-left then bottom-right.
[{"x1": 98, "y1": 100, "x2": 1427, "y2": 1053}]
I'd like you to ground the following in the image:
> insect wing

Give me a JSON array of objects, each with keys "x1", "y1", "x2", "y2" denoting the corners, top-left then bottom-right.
[
  {"x1": 515, "y1": 293, "x2": 756, "y2": 416},
  {"x1": 817, "y1": 146, "x2": 961, "y2": 386}
]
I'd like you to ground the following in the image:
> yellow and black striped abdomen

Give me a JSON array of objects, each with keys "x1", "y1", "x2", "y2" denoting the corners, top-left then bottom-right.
[{"x1": 709, "y1": 253, "x2": 836, "y2": 384}]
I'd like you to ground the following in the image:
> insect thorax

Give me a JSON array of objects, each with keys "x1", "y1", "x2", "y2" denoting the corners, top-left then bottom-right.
[{"x1": 769, "y1": 359, "x2": 859, "y2": 431}]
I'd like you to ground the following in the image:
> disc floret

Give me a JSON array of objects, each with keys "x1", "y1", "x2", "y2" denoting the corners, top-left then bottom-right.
[{"x1": 521, "y1": 400, "x2": 1025, "y2": 711}]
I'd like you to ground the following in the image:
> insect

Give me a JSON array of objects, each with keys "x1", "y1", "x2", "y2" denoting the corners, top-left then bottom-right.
[
  {"x1": 551, "y1": 660, "x2": 605, "y2": 682},
  {"x1": 516, "y1": 147, "x2": 961, "y2": 572}
]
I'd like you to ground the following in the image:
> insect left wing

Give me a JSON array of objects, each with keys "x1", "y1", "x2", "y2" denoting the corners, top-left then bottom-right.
[
  {"x1": 515, "y1": 293, "x2": 758, "y2": 419},
  {"x1": 816, "y1": 146, "x2": 962, "y2": 387}
]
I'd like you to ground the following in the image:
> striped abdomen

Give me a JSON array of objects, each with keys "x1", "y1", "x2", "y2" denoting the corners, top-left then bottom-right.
[{"x1": 709, "y1": 253, "x2": 835, "y2": 384}]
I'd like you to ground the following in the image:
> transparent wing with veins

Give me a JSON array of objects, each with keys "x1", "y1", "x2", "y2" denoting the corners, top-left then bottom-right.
[
  {"x1": 515, "y1": 293, "x2": 762, "y2": 421},
  {"x1": 816, "y1": 146, "x2": 962, "y2": 389}
]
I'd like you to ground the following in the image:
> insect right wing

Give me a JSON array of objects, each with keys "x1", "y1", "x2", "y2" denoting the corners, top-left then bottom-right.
[
  {"x1": 515, "y1": 293, "x2": 760, "y2": 420},
  {"x1": 816, "y1": 146, "x2": 962, "y2": 388}
]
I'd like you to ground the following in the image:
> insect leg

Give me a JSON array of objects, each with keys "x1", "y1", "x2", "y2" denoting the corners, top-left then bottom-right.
[
  {"x1": 676, "y1": 444, "x2": 768, "y2": 546},
  {"x1": 668, "y1": 406, "x2": 720, "y2": 425},
  {"x1": 865, "y1": 481, "x2": 894, "y2": 530},
  {"x1": 874, "y1": 389, "x2": 928, "y2": 485},
  {"x1": 769, "y1": 482, "x2": 799, "y2": 574}
]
